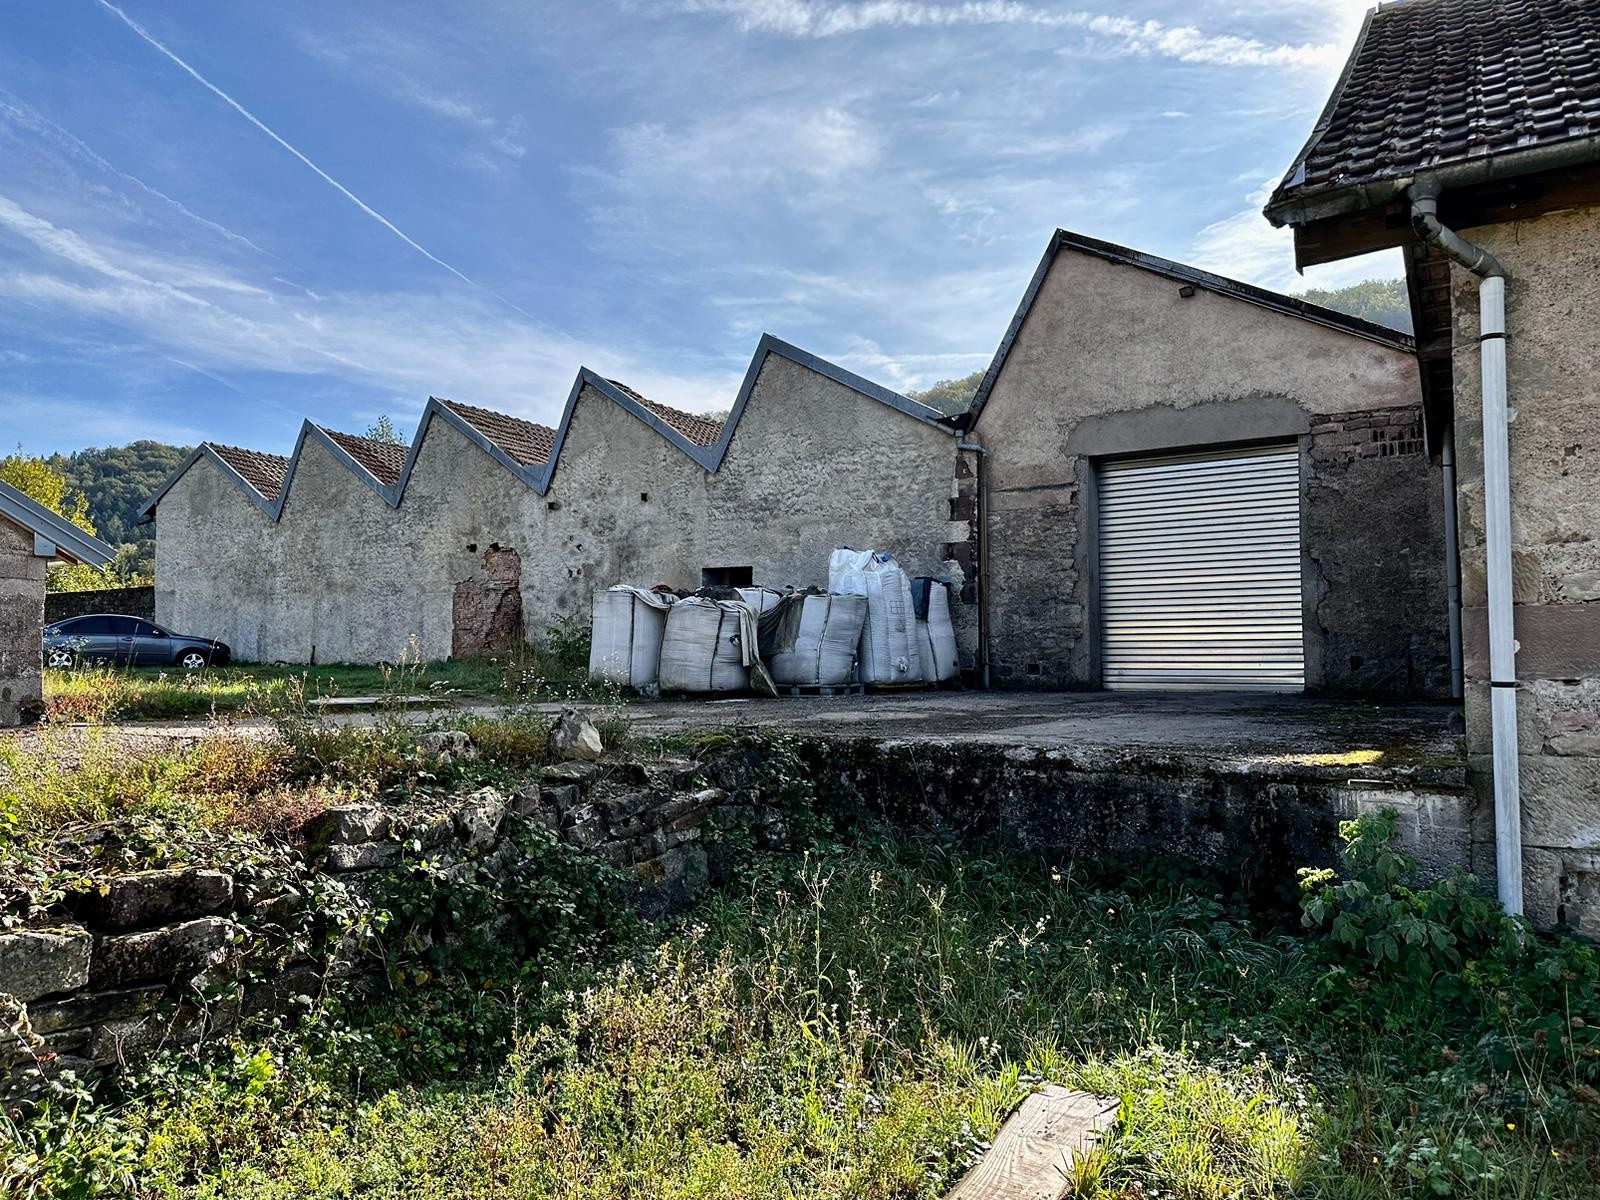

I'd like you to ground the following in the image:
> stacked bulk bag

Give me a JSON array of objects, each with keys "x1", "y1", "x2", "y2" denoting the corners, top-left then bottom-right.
[
  {"x1": 736, "y1": 587, "x2": 784, "y2": 617},
  {"x1": 913, "y1": 578, "x2": 959, "y2": 683},
  {"x1": 589, "y1": 586, "x2": 675, "y2": 689},
  {"x1": 762, "y1": 592, "x2": 867, "y2": 687},
  {"x1": 827, "y1": 549, "x2": 922, "y2": 685},
  {"x1": 658, "y1": 596, "x2": 759, "y2": 693}
]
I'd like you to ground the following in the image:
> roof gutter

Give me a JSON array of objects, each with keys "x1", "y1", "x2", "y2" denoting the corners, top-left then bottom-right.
[
  {"x1": 1408, "y1": 176, "x2": 1522, "y2": 917},
  {"x1": 1265, "y1": 133, "x2": 1600, "y2": 229}
]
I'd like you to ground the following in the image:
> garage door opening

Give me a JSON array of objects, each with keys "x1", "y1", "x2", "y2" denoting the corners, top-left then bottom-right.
[{"x1": 1098, "y1": 443, "x2": 1304, "y2": 691}]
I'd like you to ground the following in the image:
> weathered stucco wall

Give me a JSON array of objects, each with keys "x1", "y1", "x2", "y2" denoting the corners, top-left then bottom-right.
[
  {"x1": 1451, "y1": 204, "x2": 1600, "y2": 933},
  {"x1": 155, "y1": 354, "x2": 959, "y2": 667},
  {"x1": 971, "y1": 245, "x2": 1448, "y2": 696},
  {"x1": 0, "y1": 519, "x2": 46, "y2": 727}
]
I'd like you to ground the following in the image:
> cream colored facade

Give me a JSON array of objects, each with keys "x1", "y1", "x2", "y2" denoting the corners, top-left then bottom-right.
[{"x1": 150, "y1": 340, "x2": 962, "y2": 665}]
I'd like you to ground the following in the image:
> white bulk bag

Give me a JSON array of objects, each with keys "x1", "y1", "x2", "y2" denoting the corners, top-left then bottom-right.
[
  {"x1": 827, "y1": 549, "x2": 922, "y2": 684},
  {"x1": 588, "y1": 587, "x2": 675, "y2": 689},
  {"x1": 736, "y1": 587, "x2": 784, "y2": 616},
  {"x1": 914, "y1": 580, "x2": 959, "y2": 683},
  {"x1": 766, "y1": 593, "x2": 867, "y2": 687},
  {"x1": 658, "y1": 596, "x2": 758, "y2": 693}
]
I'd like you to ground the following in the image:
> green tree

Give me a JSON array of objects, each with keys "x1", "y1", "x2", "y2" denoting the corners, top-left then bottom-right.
[
  {"x1": 46, "y1": 440, "x2": 192, "y2": 589},
  {"x1": 0, "y1": 449, "x2": 120, "y2": 591},
  {"x1": 1, "y1": 449, "x2": 96, "y2": 535},
  {"x1": 364, "y1": 415, "x2": 406, "y2": 445},
  {"x1": 909, "y1": 368, "x2": 987, "y2": 417},
  {"x1": 1298, "y1": 277, "x2": 1412, "y2": 333}
]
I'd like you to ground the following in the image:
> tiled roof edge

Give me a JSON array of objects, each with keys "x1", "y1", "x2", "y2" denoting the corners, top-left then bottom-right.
[{"x1": 1264, "y1": 4, "x2": 1378, "y2": 217}]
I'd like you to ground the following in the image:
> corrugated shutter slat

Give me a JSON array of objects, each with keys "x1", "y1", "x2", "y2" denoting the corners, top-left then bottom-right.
[{"x1": 1098, "y1": 444, "x2": 1303, "y2": 691}]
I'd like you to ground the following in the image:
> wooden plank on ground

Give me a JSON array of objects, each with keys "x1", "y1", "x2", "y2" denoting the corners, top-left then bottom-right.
[{"x1": 945, "y1": 1086, "x2": 1118, "y2": 1200}]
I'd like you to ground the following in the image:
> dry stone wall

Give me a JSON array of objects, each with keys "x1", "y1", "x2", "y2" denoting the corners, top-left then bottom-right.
[{"x1": 1, "y1": 744, "x2": 787, "y2": 1097}]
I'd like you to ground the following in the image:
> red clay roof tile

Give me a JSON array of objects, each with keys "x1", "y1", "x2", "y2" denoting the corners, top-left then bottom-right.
[
  {"x1": 321, "y1": 428, "x2": 407, "y2": 486},
  {"x1": 207, "y1": 443, "x2": 290, "y2": 502},
  {"x1": 437, "y1": 398, "x2": 556, "y2": 465}
]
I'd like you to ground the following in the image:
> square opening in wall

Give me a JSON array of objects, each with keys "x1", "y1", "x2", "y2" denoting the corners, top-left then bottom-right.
[
  {"x1": 701, "y1": 566, "x2": 754, "y2": 588},
  {"x1": 640, "y1": 491, "x2": 650, "y2": 503}
]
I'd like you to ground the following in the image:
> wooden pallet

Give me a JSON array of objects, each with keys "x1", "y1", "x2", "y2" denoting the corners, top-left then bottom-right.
[
  {"x1": 774, "y1": 682, "x2": 864, "y2": 698},
  {"x1": 944, "y1": 1086, "x2": 1117, "y2": 1200}
]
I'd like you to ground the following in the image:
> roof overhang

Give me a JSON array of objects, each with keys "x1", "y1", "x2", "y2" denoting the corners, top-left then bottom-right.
[
  {"x1": 1266, "y1": 139, "x2": 1600, "y2": 268},
  {"x1": 0, "y1": 481, "x2": 115, "y2": 567}
]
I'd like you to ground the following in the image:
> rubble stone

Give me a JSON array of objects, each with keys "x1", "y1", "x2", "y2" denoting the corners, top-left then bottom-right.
[
  {"x1": 72, "y1": 868, "x2": 234, "y2": 930},
  {"x1": 0, "y1": 928, "x2": 92, "y2": 1003},
  {"x1": 417, "y1": 729, "x2": 479, "y2": 763},
  {"x1": 454, "y1": 787, "x2": 507, "y2": 851},
  {"x1": 549, "y1": 709, "x2": 604, "y2": 761},
  {"x1": 306, "y1": 805, "x2": 390, "y2": 847},
  {"x1": 90, "y1": 918, "x2": 238, "y2": 990}
]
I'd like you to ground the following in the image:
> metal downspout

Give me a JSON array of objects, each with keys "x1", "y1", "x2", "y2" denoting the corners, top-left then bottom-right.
[
  {"x1": 1442, "y1": 425, "x2": 1464, "y2": 701},
  {"x1": 1409, "y1": 178, "x2": 1522, "y2": 915},
  {"x1": 956, "y1": 439, "x2": 991, "y2": 688}
]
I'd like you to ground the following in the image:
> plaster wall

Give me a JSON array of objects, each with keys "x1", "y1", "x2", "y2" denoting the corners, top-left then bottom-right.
[
  {"x1": 155, "y1": 354, "x2": 959, "y2": 669},
  {"x1": 0, "y1": 519, "x2": 46, "y2": 727},
  {"x1": 1450, "y1": 204, "x2": 1600, "y2": 932},
  {"x1": 153, "y1": 466, "x2": 273, "y2": 661},
  {"x1": 971, "y1": 245, "x2": 1447, "y2": 696}
]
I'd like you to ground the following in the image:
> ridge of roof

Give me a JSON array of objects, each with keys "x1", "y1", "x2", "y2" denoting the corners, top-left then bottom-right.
[
  {"x1": 140, "y1": 333, "x2": 950, "y2": 521},
  {"x1": 964, "y1": 228, "x2": 1416, "y2": 427}
]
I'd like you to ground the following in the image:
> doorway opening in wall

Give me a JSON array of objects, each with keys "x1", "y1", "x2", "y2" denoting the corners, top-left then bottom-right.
[
  {"x1": 1097, "y1": 441, "x2": 1304, "y2": 692},
  {"x1": 701, "y1": 566, "x2": 753, "y2": 588}
]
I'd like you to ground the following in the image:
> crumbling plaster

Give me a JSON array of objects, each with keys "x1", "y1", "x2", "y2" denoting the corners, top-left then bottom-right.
[{"x1": 1448, "y1": 204, "x2": 1600, "y2": 932}]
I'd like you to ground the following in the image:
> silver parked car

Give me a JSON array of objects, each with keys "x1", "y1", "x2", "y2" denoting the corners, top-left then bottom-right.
[{"x1": 44, "y1": 615, "x2": 232, "y2": 670}]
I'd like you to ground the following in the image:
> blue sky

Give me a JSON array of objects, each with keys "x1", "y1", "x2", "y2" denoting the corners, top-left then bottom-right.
[{"x1": 1, "y1": 0, "x2": 1399, "y2": 457}]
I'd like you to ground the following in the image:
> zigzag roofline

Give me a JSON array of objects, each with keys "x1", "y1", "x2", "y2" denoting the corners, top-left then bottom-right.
[{"x1": 140, "y1": 334, "x2": 950, "y2": 521}]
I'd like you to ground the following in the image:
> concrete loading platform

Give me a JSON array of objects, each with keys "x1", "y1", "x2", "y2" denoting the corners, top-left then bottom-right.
[{"x1": 622, "y1": 691, "x2": 1472, "y2": 888}]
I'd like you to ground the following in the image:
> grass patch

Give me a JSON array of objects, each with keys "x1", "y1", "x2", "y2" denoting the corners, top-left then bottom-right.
[{"x1": 41, "y1": 611, "x2": 611, "y2": 723}]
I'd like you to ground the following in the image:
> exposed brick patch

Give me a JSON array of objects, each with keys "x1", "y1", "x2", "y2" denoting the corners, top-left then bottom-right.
[
  {"x1": 452, "y1": 546, "x2": 524, "y2": 658},
  {"x1": 1310, "y1": 405, "x2": 1425, "y2": 464}
]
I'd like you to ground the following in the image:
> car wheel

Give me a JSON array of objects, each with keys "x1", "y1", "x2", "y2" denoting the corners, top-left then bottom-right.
[
  {"x1": 46, "y1": 647, "x2": 76, "y2": 669},
  {"x1": 179, "y1": 650, "x2": 209, "y2": 670}
]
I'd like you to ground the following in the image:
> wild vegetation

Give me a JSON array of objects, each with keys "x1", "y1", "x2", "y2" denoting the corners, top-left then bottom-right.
[
  {"x1": 42, "y1": 615, "x2": 600, "y2": 723},
  {"x1": 2, "y1": 717, "x2": 1595, "y2": 1199}
]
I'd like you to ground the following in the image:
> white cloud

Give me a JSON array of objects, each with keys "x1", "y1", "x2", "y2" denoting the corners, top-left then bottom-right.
[
  {"x1": 1187, "y1": 178, "x2": 1403, "y2": 293},
  {"x1": 293, "y1": 28, "x2": 528, "y2": 168},
  {"x1": 604, "y1": 107, "x2": 882, "y2": 197},
  {"x1": 0, "y1": 89, "x2": 266, "y2": 254},
  {"x1": 671, "y1": 1, "x2": 1340, "y2": 67},
  {"x1": 0, "y1": 193, "x2": 731, "y2": 428},
  {"x1": 1, "y1": 393, "x2": 208, "y2": 450},
  {"x1": 94, "y1": 0, "x2": 522, "y2": 314}
]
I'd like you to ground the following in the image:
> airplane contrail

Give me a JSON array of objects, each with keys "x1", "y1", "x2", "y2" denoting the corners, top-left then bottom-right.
[{"x1": 94, "y1": 0, "x2": 535, "y2": 320}]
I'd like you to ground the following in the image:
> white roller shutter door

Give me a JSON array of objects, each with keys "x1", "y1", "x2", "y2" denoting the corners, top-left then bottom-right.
[{"x1": 1098, "y1": 443, "x2": 1304, "y2": 691}]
